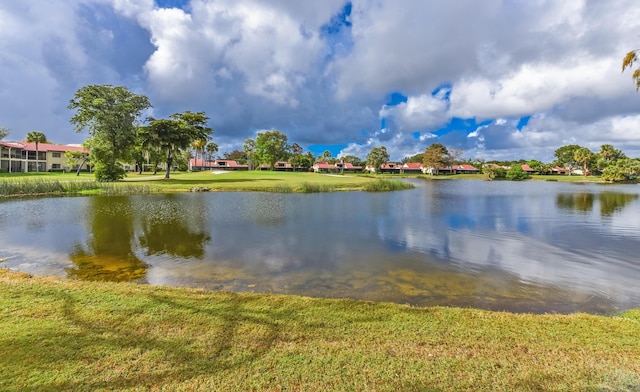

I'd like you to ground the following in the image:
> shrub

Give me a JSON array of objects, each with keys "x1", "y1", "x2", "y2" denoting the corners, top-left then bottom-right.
[
  {"x1": 93, "y1": 161, "x2": 126, "y2": 182},
  {"x1": 506, "y1": 166, "x2": 528, "y2": 181}
]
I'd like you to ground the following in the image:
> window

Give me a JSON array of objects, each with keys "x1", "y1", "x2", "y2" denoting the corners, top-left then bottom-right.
[
  {"x1": 52, "y1": 164, "x2": 61, "y2": 169},
  {"x1": 52, "y1": 152, "x2": 61, "y2": 158}
]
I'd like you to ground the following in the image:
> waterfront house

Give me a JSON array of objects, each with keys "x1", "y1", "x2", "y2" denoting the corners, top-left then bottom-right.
[{"x1": 0, "y1": 141, "x2": 89, "y2": 173}]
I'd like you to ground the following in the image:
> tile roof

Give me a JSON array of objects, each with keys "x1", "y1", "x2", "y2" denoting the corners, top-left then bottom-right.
[{"x1": 0, "y1": 141, "x2": 87, "y2": 153}]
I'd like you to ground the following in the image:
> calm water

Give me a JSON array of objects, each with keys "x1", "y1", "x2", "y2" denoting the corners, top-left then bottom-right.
[{"x1": 1, "y1": 179, "x2": 639, "y2": 314}]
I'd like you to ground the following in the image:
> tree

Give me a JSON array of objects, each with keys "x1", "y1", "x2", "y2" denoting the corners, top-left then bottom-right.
[
  {"x1": 25, "y1": 131, "x2": 48, "y2": 172},
  {"x1": 506, "y1": 165, "x2": 528, "y2": 181},
  {"x1": 205, "y1": 142, "x2": 218, "y2": 168},
  {"x1": 553, "y1": 144, "x2": 582, "y2": 174},
  {"x1": 622, "y1": 50, "x2": 640, "y2": 91},
  {"x1": 596, "y1": 144, "x2": 626, "y2": 172},
  {"x1": 366, "y1": 146, "x2": 390, "y2": 174},
  {"x1": 290, "y1": 142, "x2": 303, "y2": 172},
  {"x1": 192, "y1": 139, "x2": 207, "y2": 171},
  {"x1": 601, "y1": 158, "x2": 640, "y2": 182},
  {"x1": 139, "y1": 111, "x2": 212, "y2": 179},
  {"x1": 68, "y1": 85, "x2": 151, "y2": 181},
  {"x1": 573, "y1": 147, "x2": 594, "y2": 176},
  {"x1": 422, "y1": 143, "x2": 449, "y2": 175},
  {"x1": 0, "y1": 127, "x2": 9, "y2": 140},
  {"x1": 298, "y1": 155, "x2": 313, "y2": 171},
  {"x1": 243, "y1": 138, "x2": 256, "y2": 170},
  {"x1": 483, "y1": 165, "x2": 506, "y2": 180},
  {"x1": 65, "y1": 150, "x2": 90, "y2": 176},
  {"x1": 527, "y1": 159, "x2": 544, "y2": 173},
  {"x1": 254, "y1": 130, "x2": 290, "y2": 169},
  {"x1": 340, "y1": 155, "x2": 365, "y2": 168},
  {"x1": 321, "y1": 150, "x2": 332, "y2": 161},
  {"x1": 401, "y1": 152, "x2": 424, "y2": 164},
  {"x1": 223, "y1": 149, "x2": 246, "y2": 163}
]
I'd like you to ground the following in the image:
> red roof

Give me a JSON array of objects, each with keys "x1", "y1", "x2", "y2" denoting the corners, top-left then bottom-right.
[
  {"x1": 457, "y1": 164, "x2": 479, "y2": 171},
  {"x1": 0, "y1": 141, "x2": 87, "y2": 153},
  {"x1": 215, "y1": 160, "x2": 239, "y2": 166},
  {"x1": 314, "y1": 162, "x2": 333, "y2": 169},
  {"x1": 381, "y1": 163, "x2": 399, "y2": 169},
  {"x1": 403, "y1": 162, "x2": 422, "y2": 169},
  {"x1": 189, "y1": 158, "x2": 214, "y2": 166},
  {"x1": 521, "y1": 164, "x2": 535, "y2": 172}
]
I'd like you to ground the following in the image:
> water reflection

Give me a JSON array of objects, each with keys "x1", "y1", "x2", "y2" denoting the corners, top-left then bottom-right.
[
  {"x1": 138, "y1": 195, "x2": 210, "y2": 258},
  {"x1": 556, "y1": 192, "x2": 638, "y2": 216},
  {"x1": 1, "y1": 181, "x2": 639, "y2": 314},
  {"x1": 68, "y1": 196, "x2": 147, "y2": 282}
]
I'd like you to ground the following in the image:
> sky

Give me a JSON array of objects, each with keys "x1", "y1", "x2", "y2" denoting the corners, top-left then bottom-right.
[{"x1": 1, "y1": 0, "x2": 640, "y2": 162}]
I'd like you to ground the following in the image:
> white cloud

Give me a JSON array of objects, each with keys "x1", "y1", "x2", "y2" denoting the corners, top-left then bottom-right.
[
  {"x1": 449, "y1": 57, "x2": 628, "y2": 119},
  {"x1": 380, "y1": 89, "x2": 450, "y2": 132},
  {"x1": 2, "y1": 0, "x2": 640, "y2": 162}
]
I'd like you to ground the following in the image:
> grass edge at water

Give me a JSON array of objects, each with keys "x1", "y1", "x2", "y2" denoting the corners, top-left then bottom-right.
[{"x1": 1, "y1": 268, "x2": 639, "y2": 391}]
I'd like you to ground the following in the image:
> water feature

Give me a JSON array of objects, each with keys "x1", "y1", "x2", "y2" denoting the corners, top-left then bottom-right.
[{"x1": 1, "y1": 179, "x2": 639, "y2": 314}]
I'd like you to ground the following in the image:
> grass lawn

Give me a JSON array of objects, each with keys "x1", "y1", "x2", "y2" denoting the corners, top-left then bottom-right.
[
  {"x1": 0, "y1": 170, "x2": 414, "y2": 195},
  {"x1": 1, "y1": 269, "x2": 639, "y2": 391}
]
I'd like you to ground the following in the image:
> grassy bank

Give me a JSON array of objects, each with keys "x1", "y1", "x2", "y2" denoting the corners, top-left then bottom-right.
[
  {"x1": 0, "y1": 171, "x2": 414, "y2": 196},
  {"x1": 1, "y1": 269, "x2": 639, "y2": 391}
]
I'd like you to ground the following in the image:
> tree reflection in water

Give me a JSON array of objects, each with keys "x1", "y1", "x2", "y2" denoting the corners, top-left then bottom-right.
[
  {"x1": 68, "y1": 196, "x2": 148, "y2": 282},
  {"x1": 556, "y1": 192, "x2": 638, "y2": 216},
  {"x1": 138, "y1": 194, "x2": 210, "y2": 258}
]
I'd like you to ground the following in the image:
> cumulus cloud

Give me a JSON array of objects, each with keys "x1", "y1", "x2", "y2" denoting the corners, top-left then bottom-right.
[
  {"x1": 1, "y1": 0, "x2": 640, "y2": 161},
  {"x1": 379, "y1": 89, "x2": 450, "y2": 133}
]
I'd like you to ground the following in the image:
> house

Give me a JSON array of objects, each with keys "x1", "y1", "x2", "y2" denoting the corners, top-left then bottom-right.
[
  {"x1": 0, "y1": 141, "x2": 89, "y2": 173},
  {"x1": 273, "y1": 161, "x2": 293, "y2": 171},
  {"x1": 189, "y1": 158, "x2": 248, "y2": 171},
  {"x1": 453, "y1": 164, "x2": 480, "y2": 174},
  {"x1": 520, "y1": 164, "x2": 536, "y2": 174},
  {"x1": 401, "y1": 162, "x2": 423, "y2": 173},
  {"x1": 551, "y1": 166, "x2": 569, "y2": 175},
  {"x1": 313, "y1": 161, "x2": 334, "y2": 173},
  {"x1": 334, "y1": 162, "x2": 363, "y2": 172},
  {"x1": 380, "y1": 162, "x2": 401, "y2": 174}
]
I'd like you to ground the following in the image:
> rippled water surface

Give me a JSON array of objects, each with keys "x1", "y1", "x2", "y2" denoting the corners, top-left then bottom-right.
[{"x1": 1, "y1": 179, "x2": 639, "y2": 314}]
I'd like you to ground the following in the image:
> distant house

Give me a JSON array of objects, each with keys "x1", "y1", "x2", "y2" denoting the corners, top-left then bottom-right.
[
  {"x1": 0, "y1": 141, "x2": 89, "y2": 173},
  {"x1": 273, "y1": 161, "x2": 293, "y2": 171},
  {"x1": 520, "y1": 164, "x2": 536, "y2": 174},
  {"x1": 401, "y1": 162, "x2": 423, "y2": 173},
  {"x1": 380, "y1": 162, "x2": 401, "y2": 174},
  {"x1": 313, "y1": 161, "x2": 334, "y2": 173},
  {"x1": 453, "y1": 164, "x2": 480, "y2": 174},
  {"x1": 334, "y1": 162, "x2": 363, "y2": 173},
  {"x1": 551, "y1": 166, "x2": 569, "y2": 175},
  {"x1": 189, "y1": 158, "x2": 248, "y2": 171}
]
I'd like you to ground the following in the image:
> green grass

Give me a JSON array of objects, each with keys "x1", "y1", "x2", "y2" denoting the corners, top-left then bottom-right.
[
  {"x1": 0, "y1": 171, "x2": 414, "y2": 197},
  {"x1": 1, "y1": 269, "x2": 639, "y2": 391},
  {"x1": 362, "y1": 178, "x2": 415, "y2": 191}
]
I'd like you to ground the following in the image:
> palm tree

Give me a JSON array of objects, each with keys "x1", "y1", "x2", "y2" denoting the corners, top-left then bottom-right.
[
  {"x1": 205, "y1": 142, "x2": 218, "y2": 169},
  {"x1": 192, "y1": 139, "x2": 207, "y2": 171},
  {"x1": 25, "y1": 131, "x2": 48, "y2": 172},
  {"x1": 573, "y1": 147, "x2": 594, "y2": 177}
]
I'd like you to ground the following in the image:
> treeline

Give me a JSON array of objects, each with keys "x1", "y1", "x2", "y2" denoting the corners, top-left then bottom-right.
[{"x1": 550, "y1": 144, "x2": 640, "y2": 182}]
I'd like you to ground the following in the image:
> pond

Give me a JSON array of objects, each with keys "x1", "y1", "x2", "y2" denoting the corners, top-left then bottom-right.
[{"x1": 1, "y1": 179, "x2": 639, "y2": 314}]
